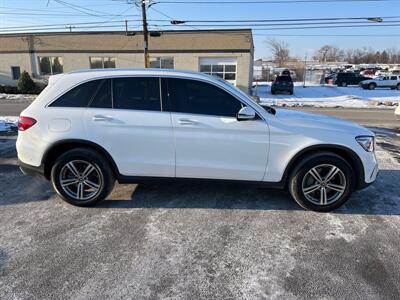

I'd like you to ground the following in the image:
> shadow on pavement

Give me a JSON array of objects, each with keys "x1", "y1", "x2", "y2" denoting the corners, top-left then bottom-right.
[
  {"x1": 0, "y1": 164, "x2": 52, "y2": 205},
  {"x1": 0, "y1": 248, "x2": 8, "y2": 276},
  {"x1": 98, "y1": 170, "x2": 400, "y2": 216}
]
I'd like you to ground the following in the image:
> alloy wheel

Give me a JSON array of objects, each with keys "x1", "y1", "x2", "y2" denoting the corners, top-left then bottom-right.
[
  {"x1": 59, "y1": 160, "x2": 103, "y2": 201},
  {"x1": 301, "y1": 164, "x2": 347, "y2": 206}
]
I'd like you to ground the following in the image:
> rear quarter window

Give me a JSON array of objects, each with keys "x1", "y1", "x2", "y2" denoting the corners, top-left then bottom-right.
[
  {"x1": 113, "y1": 77, "x2": 161, "y2": 111},
  {"x1": 49, "y1": 80, "x2": 102, "y2": 107}
]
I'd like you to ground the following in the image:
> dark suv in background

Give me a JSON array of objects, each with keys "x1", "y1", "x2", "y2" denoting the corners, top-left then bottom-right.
[
  {"x1": 271, "y1": 75, "x2": 294, "y2": 95},
  {"x1": 334, "y1": 72, "x2": 371, "y2": 87}
]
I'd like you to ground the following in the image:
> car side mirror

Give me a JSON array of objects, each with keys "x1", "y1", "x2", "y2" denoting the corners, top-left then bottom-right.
[{"x1": 237, "y1": 106, "x2": 256, "y2": 121}]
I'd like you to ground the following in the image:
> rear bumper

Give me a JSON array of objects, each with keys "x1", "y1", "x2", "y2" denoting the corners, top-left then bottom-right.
[
  {"x1": 272, "y1": 86, "x2": 293, "y2": 92},
  {"x1": 18, "y1": 159, "x2": 46, "y2": 178}
]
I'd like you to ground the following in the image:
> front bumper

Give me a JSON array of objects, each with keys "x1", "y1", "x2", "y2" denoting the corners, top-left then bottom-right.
[{"x1": 358, "y1": 161, "x2": 379, "y2": 190}]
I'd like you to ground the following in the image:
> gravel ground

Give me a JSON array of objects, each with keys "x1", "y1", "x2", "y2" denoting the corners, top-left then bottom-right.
[{"x1": 1, "y1": 128, "x2": 400, "y2": 299}]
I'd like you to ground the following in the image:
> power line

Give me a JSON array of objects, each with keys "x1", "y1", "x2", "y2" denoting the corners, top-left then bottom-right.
[
  {"x1": 154, "y1": 0, "x2": 395, "y2": 4},
  {"x1": 53, "y1": 0, "x2": 114, "y2": 18},
  {"x1": 167, "y1": 16, "x2": 400, "y2": 23},
  {"x1": 151, "y1": 20, "x2": 400, "y2": 27},
  {"x1": 1, "y1": 15, "x2": 398, "y2": 30},
  {"x1": 0, "y1": 19, "x2": 141, "y2": 31},
  {"x1": 149, "y1": 6, "x2": 201, "y2": 30},
  {"x1": 253, "y1": 33, "x2": 400, "y2": 37},
  {"x1": 248, "y1": 23, "x2": 400, "y2": 30}
]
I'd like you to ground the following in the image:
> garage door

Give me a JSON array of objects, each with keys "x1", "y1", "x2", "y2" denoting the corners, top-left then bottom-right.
[{"x1": 199, "y1": 58, "x2": 237, "y2": 86}]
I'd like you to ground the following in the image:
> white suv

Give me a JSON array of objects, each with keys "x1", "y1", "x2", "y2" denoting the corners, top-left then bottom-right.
[
  {"x1": 17, "y1": 69, "x2": 378, "y2": 211},
  {"x1": 361, "y1": 75, "x2": 400, "y2": 90}
]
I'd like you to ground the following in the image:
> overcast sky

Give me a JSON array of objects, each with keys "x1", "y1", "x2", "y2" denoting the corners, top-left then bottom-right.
[{"x1": 1, "y1": 0, "x2": 399, "y2": 59}]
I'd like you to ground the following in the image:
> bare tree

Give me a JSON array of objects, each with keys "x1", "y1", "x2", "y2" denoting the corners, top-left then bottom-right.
[
  {"x1": 267, "y1": 39, "x2": 290, "y2": 67},
  {"x1": 313, "y1": 45, "x2": 344, "y2": 62}
]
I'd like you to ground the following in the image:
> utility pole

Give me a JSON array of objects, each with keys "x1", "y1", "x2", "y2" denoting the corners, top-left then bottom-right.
[
  {"x1": 140, "y1": 0, "x2": 149, "y2": 68},
  {"x1": 303, "y1": 53, "x2": 307, "y2": 88}
]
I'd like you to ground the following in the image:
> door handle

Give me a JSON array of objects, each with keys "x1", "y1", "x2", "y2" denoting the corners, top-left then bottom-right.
[
  {"x1": 93, "y1": 115, "x2": 113, "y2": 122},
  {"x1": 178, "y1": 118, "x2": 199, "y2": 125}
]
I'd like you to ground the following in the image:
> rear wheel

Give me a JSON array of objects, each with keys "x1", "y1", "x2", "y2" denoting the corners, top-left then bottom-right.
[
  {"x1": 288, "y1": 152, "x2": 355, "y2": 212},
  {"x1": 50, "y1": 148, "x2": 115, "y2": 206},
  {"x1": 368, "y1": 83, "x2": 376, "y2": 90},
  {"x1": 340, "y1": 81, "x2": 347, "y2": 87},
  {"x1": 397, "y1": 83, "x2": 400, "y2": 90},
  {"x1": 271, "y1": 89, "x2": 276, "y2": 95}
]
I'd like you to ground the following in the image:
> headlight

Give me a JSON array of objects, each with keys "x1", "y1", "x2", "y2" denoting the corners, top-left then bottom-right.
[{"x1": 356, "y1": 136, "x2": 375, "y2": 152}]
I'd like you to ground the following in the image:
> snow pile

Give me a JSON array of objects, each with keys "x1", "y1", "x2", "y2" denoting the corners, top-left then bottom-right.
[
  {"x1": 0, "y1": 93, "x2": 37, "y2": 102},
  {"x1": 253, "y1": 84, "x2": 400, "y2": 108},
  {"x1": 0, "y1": 116, "x2": 18, "y2": 133}
]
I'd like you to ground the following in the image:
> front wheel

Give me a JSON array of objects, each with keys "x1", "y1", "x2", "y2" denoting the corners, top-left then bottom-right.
[
  {"x1": 288, "y1": 152, "x2": 355, "y2": 212},
  {"x1": 340, "y1": 81, "x2": 347, "y2": 87},
  {"x1": 397, "y1": 83, "x2": 400, "y2": 90},
  {"x1": 368, "y1": 83, "x2": 376, "y2": 90},
  {"x1": 50, "y1": 148, "x2": 115, "y2": 206}
]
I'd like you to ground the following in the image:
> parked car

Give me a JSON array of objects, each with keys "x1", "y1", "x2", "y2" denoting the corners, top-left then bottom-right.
[
  {"x1": 280, "y1": 69, "x2": 291, "y2": 76},
  {"x1": 361, "y1": 75, "x2": 400, "y2": 90},
  {"x1": 17, "y1": 69, "x2": 378, "y2": 212},
  {"x1": 324, "y1": 73, "x2": 337, "y2": 84},
  {"x1": 334, "y1": 72, "x2": 371, "y2": 87},
  {"x1": 360, "y1": 69, "x2": 376, "y2": 77},
  {"x1": 271, "y1": 75, "x2": 294, "y2": 95}
]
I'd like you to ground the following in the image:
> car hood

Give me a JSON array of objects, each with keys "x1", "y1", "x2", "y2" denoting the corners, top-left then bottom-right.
[{"x1": 274, "y1": 108, "x2": 373, "y2": 136}]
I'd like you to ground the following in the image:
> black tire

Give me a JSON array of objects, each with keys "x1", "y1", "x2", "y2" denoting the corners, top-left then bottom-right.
[
  {"x1": 271, "y1": 89, "x2": 276, "y2": 95},
  {"x1": 288, "y1": 152, "x2": 355, "y2": 212},
  {"x1": 340, "y1": 81, "x2": 347, "y2": 87},
  {"x1": 368, "y1": 83, "x2": 376, "y2": 90},
  {"x1": 397, "y1": 83, "x2": 400, "y2": 90},
  {"x1": 50, "y1": 147, "x2": 115, "y2": 206},
  {"x1": 289, "y1": 90, "x2": 294, "y2": 95}
]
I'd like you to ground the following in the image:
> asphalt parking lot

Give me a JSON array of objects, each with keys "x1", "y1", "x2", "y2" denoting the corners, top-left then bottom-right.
[{"x1": 1, "y1": 122, "x2": 400, "y2": 299}]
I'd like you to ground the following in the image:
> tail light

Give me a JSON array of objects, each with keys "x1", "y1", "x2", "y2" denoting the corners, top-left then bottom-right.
[{"x1": 18, "y1": 116, "x2": 37, "y2": 131}]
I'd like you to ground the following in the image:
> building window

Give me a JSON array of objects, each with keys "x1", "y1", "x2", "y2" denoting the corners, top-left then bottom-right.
[
  {"x1": 199, "y1": 58, "x2": 237, "y2": 85},
  {"x1": 89, "y1": 57, "x2": 116, "y2": 69},
  {"x1": 38, "y1": 56, "x2": 63, "y2": 75},
  {"x1": 150, "y1": 57, "x2": 174, "y2": 69},
  {"x1": 11, "y1": 66, "x2": 21, "y2": 80}
]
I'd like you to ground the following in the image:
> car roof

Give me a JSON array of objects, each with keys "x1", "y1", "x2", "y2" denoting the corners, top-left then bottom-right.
[{"x1": 65, "y1": 68, "x2": 216, "y2": 82}]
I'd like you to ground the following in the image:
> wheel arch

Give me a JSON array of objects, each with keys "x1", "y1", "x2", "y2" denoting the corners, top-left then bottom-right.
[
  {"x1": 282, "y1": 144, "x2": 365, "y2": 189},
  {"x1": 42, "y1": 139, "x2": 119, "y2": 180}
]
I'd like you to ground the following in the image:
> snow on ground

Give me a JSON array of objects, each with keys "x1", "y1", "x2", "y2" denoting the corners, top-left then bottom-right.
[
  {"x1": 0, "y1": 93, "x2": 37, "y2": 102},
  {"x1": 253, "y1": 83, "x2": 400, "y2": 108},
  {"x1": 0, "y1": 116, "x2": 18, "y2": 133}
]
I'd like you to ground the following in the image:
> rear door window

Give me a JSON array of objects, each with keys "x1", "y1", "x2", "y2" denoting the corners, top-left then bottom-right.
[
  {"x1": 89, "y1": 79, "x2": 112, "y2": 108},
  {"x1": 166, "y1": 78, "x2": 242, "y2": 117},
  {"x1": 113, "y1": 77, "x2": 161, "y2": 111},
  {"x1": 50, "y1": 80, "x2": 101, "y2": 107}
]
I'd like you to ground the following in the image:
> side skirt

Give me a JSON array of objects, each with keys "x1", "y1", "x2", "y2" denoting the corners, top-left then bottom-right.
[{"x1": 117, "y1": 175, "x2": 285, "y2": 189}]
